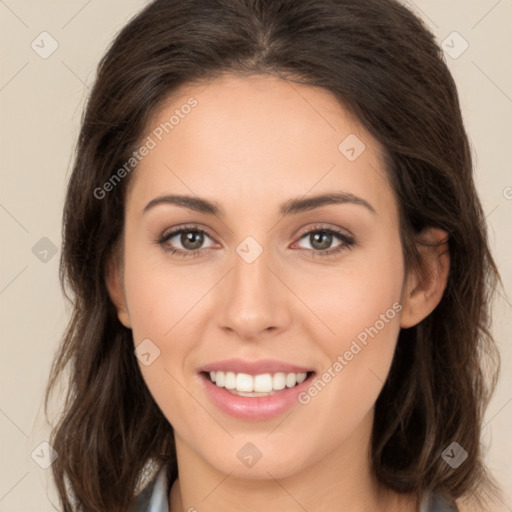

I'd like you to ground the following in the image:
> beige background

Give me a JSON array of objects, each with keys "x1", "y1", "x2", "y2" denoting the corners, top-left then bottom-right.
[{"x1": 0, "y1": 0, "x2": 511, "y2": 510}]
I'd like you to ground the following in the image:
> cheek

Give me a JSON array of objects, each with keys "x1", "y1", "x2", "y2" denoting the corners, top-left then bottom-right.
[
  {"x1": 122, "y1": 246, "x2": 210, "y2": 429},
  {"x1": 123, "y1": 240, "x2": 211, "y2": 343},
  {"x1": 296, "y1": 232, "x2": 404, "y2": 355},
  {"x1": 294, "y1": 237, "x2": 404, "y2": 438}
]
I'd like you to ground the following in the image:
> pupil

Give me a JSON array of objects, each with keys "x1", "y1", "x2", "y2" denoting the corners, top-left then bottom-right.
[
  {"x1": 182, "y1": 231, "x2": 203, "y2": 250},
  {"x1": 312, "y1": 232, "x2": 331, "y2": 250}
]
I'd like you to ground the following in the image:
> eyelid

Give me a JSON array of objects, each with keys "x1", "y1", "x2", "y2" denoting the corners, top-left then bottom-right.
[
  {"x1": 294, "y1": 223, "x2": 354, "y2": 242},
  {"x1": 156, "y1": 223, "x2": 218, "y2": 258},
  {"x1": 291, "y1": 224, "x2": 355, "y2": 254},
  {"x1": 159, "y1": 223, "x2": 217, "y2": 242},
  {"x1": 157, "y1": 223, "x2": 355, "y2": 258}
]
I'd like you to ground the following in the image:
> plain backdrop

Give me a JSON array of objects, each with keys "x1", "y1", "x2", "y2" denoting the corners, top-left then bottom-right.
[{"x1": 0, "y1": 1, "x2": 511, "y2": 510}]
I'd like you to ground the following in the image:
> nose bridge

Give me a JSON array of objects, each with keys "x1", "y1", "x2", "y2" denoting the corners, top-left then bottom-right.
[{"x1": 216, "y1": 237, "x2": 292, "y2": 338}]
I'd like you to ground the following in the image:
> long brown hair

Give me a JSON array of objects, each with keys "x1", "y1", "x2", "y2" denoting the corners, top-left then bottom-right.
[{"x1": 45, "y1": 0, "x2": 501, "y2": 510}]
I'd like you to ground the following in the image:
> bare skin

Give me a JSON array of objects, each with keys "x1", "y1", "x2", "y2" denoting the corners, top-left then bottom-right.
[{"x1": 106, "y1": 73, "x2": 450, "y2": 511}]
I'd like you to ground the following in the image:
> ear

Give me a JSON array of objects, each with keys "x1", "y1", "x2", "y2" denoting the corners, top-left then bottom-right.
[
  {"x1": 105, "y1": 249, "x2": 132, "y2": 329},
  {"x1": 400, "y1": 227, "x2": 450, "y2": 329}
]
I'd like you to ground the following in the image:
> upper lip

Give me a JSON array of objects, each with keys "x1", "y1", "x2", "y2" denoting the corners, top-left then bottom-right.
[{"x1": 199, "y1": 358, "x2": 314, "y2": 375}]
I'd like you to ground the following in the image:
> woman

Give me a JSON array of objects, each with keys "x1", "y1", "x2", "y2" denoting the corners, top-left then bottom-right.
[{"x1": 45, "y1": 0, "x2": 502, "y2": 510}]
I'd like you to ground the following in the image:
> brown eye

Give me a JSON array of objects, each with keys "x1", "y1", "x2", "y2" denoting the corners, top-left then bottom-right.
[
  {"x1": 296, "y1": 228, "x2": 354, "y2": 253},
  {"x1": 179, "y1": 230, "x2": 205, "y2": 250},
  {"x1": 308, "y1": 231, "x2": 334, "y2": 251},
  {"x1": 158, "y1": 226, "x2": 216, "y2": 256}
]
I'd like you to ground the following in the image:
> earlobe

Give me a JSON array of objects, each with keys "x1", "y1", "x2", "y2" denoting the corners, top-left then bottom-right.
[
  {"x1": 399, "y1": 228, "x2": 450, "y2": 329},
  {"x1": 105, "y1": 251, "x2": 132, "y2": 329}
]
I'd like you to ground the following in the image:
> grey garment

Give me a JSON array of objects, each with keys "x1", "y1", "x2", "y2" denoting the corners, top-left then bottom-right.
[
  {"x1": 130, "y1": 463, "x2": 459, "y2": 512},
  {"x1": 128, "y1": 462, "x2": 174, "y2": 512},
  {"x1": 420, "y1": 491, "x2": 459, "y2": 512}
]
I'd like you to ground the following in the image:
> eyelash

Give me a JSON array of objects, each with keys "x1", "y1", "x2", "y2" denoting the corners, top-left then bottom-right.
[{"x1": 156, "y1": 223, "x2": 356, "y2": 259}]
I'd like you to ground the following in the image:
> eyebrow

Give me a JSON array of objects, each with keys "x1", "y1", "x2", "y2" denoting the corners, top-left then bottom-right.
[{"x1": 143, "y1": 192, "x2": 376, "y2": 217}]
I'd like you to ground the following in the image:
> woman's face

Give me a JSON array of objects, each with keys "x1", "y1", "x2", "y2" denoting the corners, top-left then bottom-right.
[{"x1": 111, "y1": 73, "x2": 410, "y2": 479}]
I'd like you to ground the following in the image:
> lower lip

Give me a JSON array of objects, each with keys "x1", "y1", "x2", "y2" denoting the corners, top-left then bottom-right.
[{"x1": 199, "y1": 372, "x2": 315, "y2": 421}]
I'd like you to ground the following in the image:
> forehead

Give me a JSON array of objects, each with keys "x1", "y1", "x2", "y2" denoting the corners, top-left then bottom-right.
[{"x1": 127, "y1": 73, "x2": 396, "y2": 219}]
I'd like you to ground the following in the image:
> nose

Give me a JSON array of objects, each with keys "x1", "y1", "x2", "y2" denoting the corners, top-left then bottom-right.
[{"x1": 215, "y1": 244, "x2": 293, "y2": 340}]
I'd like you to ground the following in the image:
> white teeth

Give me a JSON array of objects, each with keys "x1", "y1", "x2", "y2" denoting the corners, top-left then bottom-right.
[
  {"x1": 296, "y1": 373, "x2": 307, "y2": 384},
  {"x1": 215, "y1": 371, "x2": 225, "y2": 387},
  {"x1": 254, "y1": 374, "x2": 273, "y2": 392},
  {"x1": 272, "y1": 372, "x2": 286, "y2": 390},
  {"x1": 224, "y1": 371, "x2": 236, "y2": 389},
  {"x1": 236, "y1": 373, "x2": 253, "y2": 392},
  {"x1": 286, "y1": 373, "x2": 296, "y2": 387},
  {"x1": 208, "y1": 370, "x2": 309, "y2": 393}
]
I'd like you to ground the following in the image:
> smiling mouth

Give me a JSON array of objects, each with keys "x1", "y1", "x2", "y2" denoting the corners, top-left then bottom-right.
[{"x1": 201, "y1": 370, "x2": 316, "y2": 397}]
